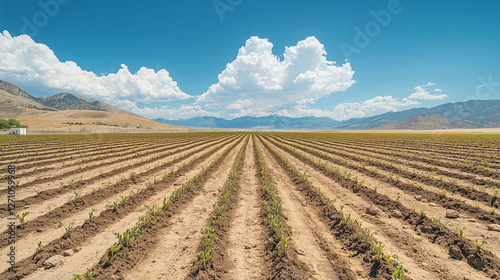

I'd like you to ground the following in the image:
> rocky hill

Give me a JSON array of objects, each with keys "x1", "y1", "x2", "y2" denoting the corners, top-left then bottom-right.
[
  {"x1": 37, "y1": 92, "x2": 141, "y2": 117},
  {"x1": 0, "y1": 80, "x2": 177, "y2": 130}
]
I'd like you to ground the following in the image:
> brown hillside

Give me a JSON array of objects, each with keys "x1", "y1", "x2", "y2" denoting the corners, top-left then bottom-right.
[
  {"x1": 13, "y1": 109, "x2": 180, "y2": 131},
  {"x1": 0, "y1": 80, "x2": 181, "y2": 131}
]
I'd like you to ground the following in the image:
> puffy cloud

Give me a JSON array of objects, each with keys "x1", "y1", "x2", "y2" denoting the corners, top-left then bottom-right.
[
  {"x1": 0, "y1": 30, "x2": 447, "y2": 122},
  {"x1": 197, "y1": 36, "x2": 355, "y2": 112},
  {"x1": 116, "y1": 100, "x2": 220, "y2": 120},
  {"x1": 0, "y1": 30, "x2": 191, "y2": 103},
  {"x1": 329, "y1": 96, "x2": 419, "y2": 120},
  {"x1": 408, "y1": 82, "x2": 447, "y2": 100},
  {"x1": 226, "y1": 99, "x2": 253, "y2": 110},
  {"x1": 227, "y1": 95, "x2": 418, "y2": 121},
  {"x1": 310, "y1": 82, "x2": 444, "y2": 120},
  {"x1": 296, "y1": 98, "x2": 315, "y2": 105}
]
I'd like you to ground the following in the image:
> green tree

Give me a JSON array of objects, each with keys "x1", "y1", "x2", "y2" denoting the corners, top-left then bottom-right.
[
  {"x1": 0, "y1": 118, "x2": 28, "y2": 129},
  {"x1": 0, "y1": 119, "x2": 9, "y2": 129},
  {"x1": 8, "y1": 119, "x2": 21, "y2": 127}
]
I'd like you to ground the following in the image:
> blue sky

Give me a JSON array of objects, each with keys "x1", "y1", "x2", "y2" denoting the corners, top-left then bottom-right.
[{"x1": 0, "y1": 0, "x2": 499, "y2": 120}]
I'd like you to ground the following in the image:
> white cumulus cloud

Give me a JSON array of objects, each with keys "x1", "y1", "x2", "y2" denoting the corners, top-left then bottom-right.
[
  {"x1": 0, "y1": 30, "x2": 448, "y2": 122},
  {"x1": 115, "y1": 100, "x2": 220, "y2": 120},
  {"x1": 0, "y1": 30, "x2": 191, "y2": 103},
  {"x1": 233, "y1": 95, "x2": 418, "y2": 121},
  {"x1": 408, "y1": 82, "x2": 447, "y2": 100},
  {"x1": 197, "y1": 36, "x2": 355, "y2": 113},
  {"x1": 329, "y1": 96, "x2": 419, "y2": 120}
]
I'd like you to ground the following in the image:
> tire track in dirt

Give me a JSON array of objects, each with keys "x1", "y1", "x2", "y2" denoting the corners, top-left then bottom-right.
[
  {"x1": 222, "y1": 136, "x2": 267, "y2": 280},
  {"x1": 261, "y1": 135, "x2": 493, "y2": 280},
  {"x1": 255, "y1": 136, "x2": 351, "y2": 280}
]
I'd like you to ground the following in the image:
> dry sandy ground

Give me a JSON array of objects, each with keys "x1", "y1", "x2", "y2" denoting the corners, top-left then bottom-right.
[
  {"x1": 0, "y1": 109, "x2": 183, "y2": 133},
  {"x1": 2, "y1": 133, "x2": 499, "y2": 280}
]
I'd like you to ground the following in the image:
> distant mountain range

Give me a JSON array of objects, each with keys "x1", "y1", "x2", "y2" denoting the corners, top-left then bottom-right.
[
  {"x1": 155, "y1": 116, "x2": 341, "y2": 130},
  {"x1": 0, "y1": 80, "x2": 140, "y2": 117},
  {"x1": 2, "y1": 79, "x2": 499, "y2": 130},
  {"x1": 336, "y1": 100, "x2": 500, "y2": 129},
  {"x1": 156, "y1": 100, "x2": 500, "y2": 130}
]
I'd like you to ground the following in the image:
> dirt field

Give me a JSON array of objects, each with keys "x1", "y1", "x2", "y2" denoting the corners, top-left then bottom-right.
[{"x1": 1, "y1": 132, "x2": 499, "y2": 280}]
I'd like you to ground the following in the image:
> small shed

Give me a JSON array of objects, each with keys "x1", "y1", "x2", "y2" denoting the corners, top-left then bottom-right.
[{"x1": 10, "y1": 125, "x2": 26, "y2": 135}]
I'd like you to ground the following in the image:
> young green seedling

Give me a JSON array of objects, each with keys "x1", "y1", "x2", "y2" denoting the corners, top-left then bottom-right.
[
  {"x1": 15, "y1": 211, "x2": 29, "y2": 227},
  {"x1": 392, "y1": 264, "x2": 405, "y2": 280},
  {"x1": 71, "y1": 189, "x2": 83, "y2": 202},
  {"x1": 473, "y1": 239, "x2": 488, "y2": 251},
  {"x1": 63, "y1": 222, "x2": 75, "y2": 239},
  {"x1": 372, "y1": 242, "x2": 385, "y2": 259},
  {"x1": 439, "y1": 188, "x2": 448, "y2": 198},
  {"x1": 106, "y1": 245, "x2": 120, "y2": 264},
  {"x1": 106, "y1": 201, "x2": 119, "y2": 212},
  {"x1": 87, "y1": 208, "x2": 97, "y2": 221},
  {"x1": 33, "y1": 241, "x2": 43, "y2": 258}
]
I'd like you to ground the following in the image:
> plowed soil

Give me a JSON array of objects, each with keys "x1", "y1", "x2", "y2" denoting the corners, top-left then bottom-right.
[{"x1": 2, "y1": 132, "x2": 499, "y2": 280}]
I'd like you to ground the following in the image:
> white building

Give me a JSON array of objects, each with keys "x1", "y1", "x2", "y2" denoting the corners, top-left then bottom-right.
[{"x1": 10, "y1": 126, "x2": 27, "y2": 135}]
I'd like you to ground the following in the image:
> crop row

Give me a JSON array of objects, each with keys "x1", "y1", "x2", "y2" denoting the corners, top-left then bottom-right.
[
  {"x1": 0, "y1": 135, "x2": 235, "y2": 222},
  {"x1": 257, "y1": 135, "x2": 401, "y2": 279},
  {"x1": 287, "y1": 132, "x2": 500, "y2": 163},
  {"x1": 298, "y1": 136, "x2": 500, "y2": 179},
  {"x1": 273, "y1": 136, "x2": 499, "y2": 213},
  {"x1": 0, "y1": 136, "x2": 145, "y2": 163},
  {"x1": 189, "y1": 136, "x2": 249, "y2": 277},
  {"x1": 1, "y1": 134, "x2": 244, "y2": 279},
  {"x1": 313, "y1": 135, "x2": 500, "y2": 164},
  {"x1": 261, "y1": 135, "x2": 500, "y2": 279},
  {"x1": 0, "y1": 135, "x2": 240, "y2": 247},
  {"x1": 11, "y1": 135, "x2": 220, "y2": 191},
  {"x1": 253, "y1": 136, "x2": 310, "y2": 278},
  {"x1": 84, "y1": 135, "x2": 245, "y2": 279}
]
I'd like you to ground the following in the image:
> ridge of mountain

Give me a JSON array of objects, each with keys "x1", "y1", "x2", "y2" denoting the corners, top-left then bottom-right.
[
  {"x1": 155, "y1": 100, "x2": 500, "y2": 130},
  {"x1": 37, "y1": 92, "x2": 141, "y2": 117},
  {"x1": 0, "y1": 80, "x2": 175, "y2": 130},
  {"x1": 0, "y1": 80, "x2": 141, "y2": 118}
]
